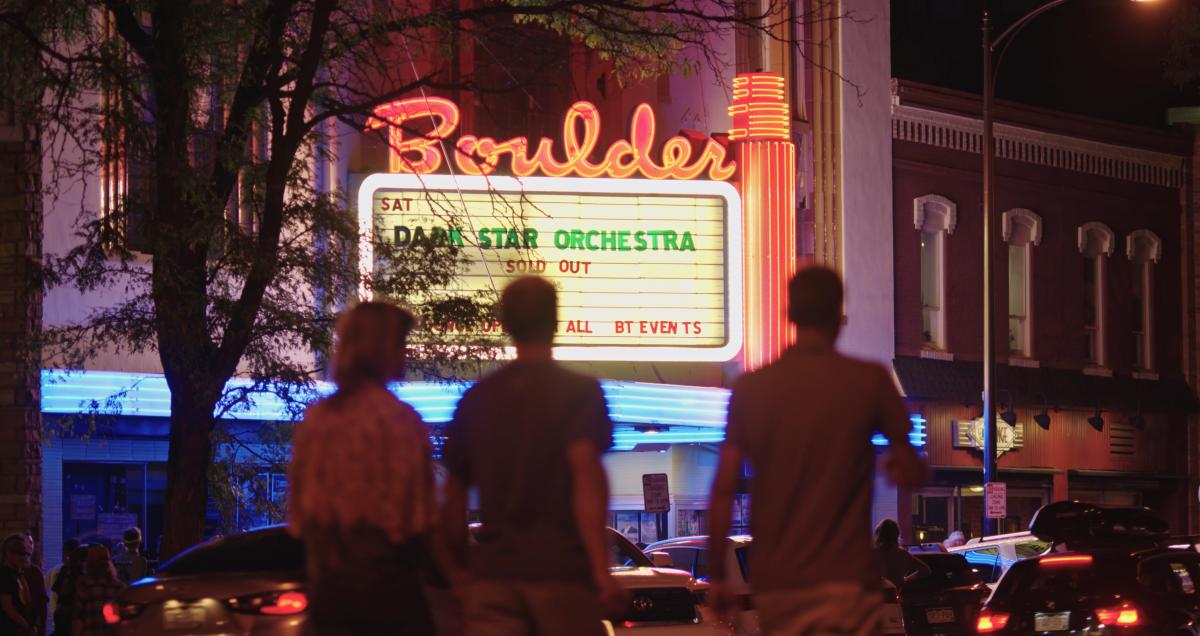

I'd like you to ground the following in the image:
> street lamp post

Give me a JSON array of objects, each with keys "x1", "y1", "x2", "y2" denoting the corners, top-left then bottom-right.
[{"x1": 979, "y1": 0, "x2": 1070, "y2": 536}]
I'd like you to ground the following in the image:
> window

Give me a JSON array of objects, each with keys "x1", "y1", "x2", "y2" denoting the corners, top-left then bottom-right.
[
  {"x1": 914, "y1": 195, "x2": 957, "y2": 350},
  {"x1": 1126, "y1": 230, "x2": 1162, "y2": 371},
  {"x1": 1077, "y1": 223, "x2": 1115, "y2": 367},
  {"x1": 1002, "y1": 209, "x2": 1041, "y2": 358},
  {"x1": 961, "y1": 547, "x2": 1002, "y2": 584}
]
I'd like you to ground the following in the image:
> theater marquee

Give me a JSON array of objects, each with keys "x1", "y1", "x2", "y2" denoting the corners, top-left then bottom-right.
[{"x1": 359, "y1": 174, "x2": 743, "y2": 362}]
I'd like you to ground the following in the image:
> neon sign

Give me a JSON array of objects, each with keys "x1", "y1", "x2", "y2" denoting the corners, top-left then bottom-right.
[
  {"x1": 359, "y1": 173, "x2": 744, "y2": 362},
  {"x1": 367, "y1": 98, "x2": 735, "y2": 181}
]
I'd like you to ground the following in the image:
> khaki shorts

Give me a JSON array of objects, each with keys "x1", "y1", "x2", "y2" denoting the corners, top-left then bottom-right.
[
  {"x1": 463, "y1": 579, "x2": 607, "y2": 636},
  {"x1": 755, "y1": 581, "x2": 882, "y2": 636}
]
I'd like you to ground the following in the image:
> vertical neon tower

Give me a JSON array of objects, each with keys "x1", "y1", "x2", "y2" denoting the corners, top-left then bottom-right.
[{"x1": 730, "y1": 73, "x2": 796, "y2": 370}]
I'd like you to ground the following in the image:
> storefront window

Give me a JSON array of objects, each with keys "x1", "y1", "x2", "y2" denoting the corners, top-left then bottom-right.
[
  {"x1": 676, "y1": 510, "x2": 707, "y2": 537},
  {"x1": 63, "y1": 462, "x2": 166, "y2": 557},
  {"x1": 610, "y1": 511, "x2": 665, "y2": 546}
]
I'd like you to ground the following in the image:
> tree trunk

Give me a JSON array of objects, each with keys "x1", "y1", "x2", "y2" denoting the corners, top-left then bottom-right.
[{"x1": 159, "y1": 392, "x2": 217, "y2": 559}]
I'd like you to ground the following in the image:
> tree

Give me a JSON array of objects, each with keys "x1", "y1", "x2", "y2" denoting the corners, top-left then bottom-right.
[{"x1": 2, "y1": 0, "x2": 835, "y2": 557}]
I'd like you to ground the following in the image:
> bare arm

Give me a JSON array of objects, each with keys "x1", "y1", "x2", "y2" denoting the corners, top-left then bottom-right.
[
  {"x1": 878, "y1": 368, "x2": 928, "y2": 489},
  {"x1": 706, "y1": 443, "x2": 743, "y2": 583},
  {"x1": 566, "y1": 439, "x2": 611, "y2": 584},
  {"x1": 440, "y1": 473, "x2": 470, "y2": 576},
  {"x1": 904, "y1": 552, "x2": 932, "y2": 583}
]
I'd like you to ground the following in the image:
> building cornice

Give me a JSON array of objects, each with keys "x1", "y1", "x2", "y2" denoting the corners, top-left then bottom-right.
[{"x1": 892, "y1": 103, "x2": 1185, "y2": 189}]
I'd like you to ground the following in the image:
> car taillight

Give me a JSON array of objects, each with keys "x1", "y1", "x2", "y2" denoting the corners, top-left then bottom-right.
[
  {"x1": 102, "y1": 602, "x2": 120, "y2": 625},
  {"x1": 976, "y1": 610, "x2": 1010, "y2": 633},
  {"x1": 1039, "y1": 555, "x2": 1093, "y2": 567},
  {"x1": 227, "y1": 590, "x2": 308, "y2": 616},
  {"x1": 1096, "y1": 603, "x2": 1140, "y2": 627}
]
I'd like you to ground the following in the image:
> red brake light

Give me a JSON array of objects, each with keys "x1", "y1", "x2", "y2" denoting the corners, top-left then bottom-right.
[
  {"x1": 1097, "y1": 603, "x2": 1140, "y2": 627},
  {"x1": 229, "y1": 590, "x2": 308, "y2": 616},
  {"x1": 260, "y1": 591, "x2": 308, "y2": 616},
  {"x1": 102, "y1": 602, "x2": 121, "y2": 625},
  {"x1": 1039, "y1": 555, "x2": 1093, "y2": 567},
  {"x1": 977, "y1": 610, "x2": 1010, "y2": 633}
]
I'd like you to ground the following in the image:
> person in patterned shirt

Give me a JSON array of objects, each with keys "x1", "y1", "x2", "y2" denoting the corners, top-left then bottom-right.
[{"x1": 72, "y1": 546, "x2": 123, "y2": 636}]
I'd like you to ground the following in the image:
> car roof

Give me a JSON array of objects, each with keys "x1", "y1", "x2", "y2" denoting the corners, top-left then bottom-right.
[
  {"x1": 645, "y1": 535, "x2": 752, "y2": 550},
  {"x1": 960, "y1": 531, "x2": 1034, "y2": 546}
]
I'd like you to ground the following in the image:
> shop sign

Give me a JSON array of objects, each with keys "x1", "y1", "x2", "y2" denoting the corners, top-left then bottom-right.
[
  {"x1": 69, "y1": 494, "x2": 97, "y2": 521},
  {"x1": 367, "y1": 97, "x2": 735, "y2": 181},
  {"x1": 953, "y1": 419, "x2": 1024, "y2": 458},
  {"x1": 97, "y1": 512, "x2": 138, "y2": 541},
  {"x1": 362, "y1": 173, "x2": 743, "y2": 362},
  {"x1": 643, "y1": 473, "x2": 670, "y2": 513},
  {"x1": 986, "y1": 482, "x2": 1007, "y2": 519}
]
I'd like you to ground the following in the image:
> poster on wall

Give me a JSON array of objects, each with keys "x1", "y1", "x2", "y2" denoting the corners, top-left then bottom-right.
[{"x1": 361, "y1": 174, "x2": 743, "y2": 362}]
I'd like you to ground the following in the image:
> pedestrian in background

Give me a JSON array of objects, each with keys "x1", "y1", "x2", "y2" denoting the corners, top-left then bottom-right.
[
  {"x1": 287, "y1": 302, "x2": 440, "y2": 636},
  {"x1": 874, "y1": 519, "x2": 931, "y2": 589},
  {"x1": 49, "y1": 545, "x2": 83, "y2": 636},
  {"x1": 1, "y1": 534, "x2": 33, "y2": 636},
  {"x1": 943, "y1": 530, "x2": 966, "y2": 549},
  {"x1": 707, "y1": 266, "x2": 928, "y2": 636},
  {"x1": 112, "y1": 529, "x2": 147, "y2": 585},
  {"x1": 442, "y1": 277, "x2": 623, "y2": 636},
  {"x1": 19, "y1": 536, "x2": 46, "y2": 636},
  {"x1": 72, "y1": 546, "x2": 123, "y2": 636},
  {"x1": 44, "y1": 539, "x2": 78, "y2": 625}
]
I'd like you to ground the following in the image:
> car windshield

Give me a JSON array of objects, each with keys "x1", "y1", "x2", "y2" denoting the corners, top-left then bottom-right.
[
  {"x1": 609, "y1": 530, "x2": 652, "y2": 568},
  {"x1": 907, "y1": 554, "x2": 982, "y2": 590},
  {"x1": 158, "y1": 527, "x2": 303, "y2": 576},
  {"x1": 995, "y1": 556, "x2": 1133, "y2": 600}
]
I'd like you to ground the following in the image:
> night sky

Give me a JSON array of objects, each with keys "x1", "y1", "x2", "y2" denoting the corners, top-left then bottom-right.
[{"x1": 892, "y1": 0, "x2": 1199, "y2": 127}]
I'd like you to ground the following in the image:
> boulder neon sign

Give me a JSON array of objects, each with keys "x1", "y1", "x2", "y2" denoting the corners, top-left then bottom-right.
[{"x1": 367, "y1": 97, "x2": 735, "y2": 181}]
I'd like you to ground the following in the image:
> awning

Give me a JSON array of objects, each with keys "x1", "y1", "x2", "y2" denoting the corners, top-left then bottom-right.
[{"x1": 893, "y1": 356, "x2": 1197, "y2": 415}]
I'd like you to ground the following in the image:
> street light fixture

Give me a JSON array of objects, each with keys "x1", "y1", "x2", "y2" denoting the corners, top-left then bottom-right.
[{"x1": 978, "y1": 0, "x2": 1154, "y2": 535}]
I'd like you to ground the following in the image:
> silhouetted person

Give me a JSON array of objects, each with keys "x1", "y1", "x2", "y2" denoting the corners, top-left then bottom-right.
[
  {"x1": 874, "y1": 519, "x2": 930, "y2": 589},
  {"x1": 19, "y1": 536, "x2": 45, "y2": 636},
  {"x1": 72, "y1": 546, "x2": 123, "y2": 636},
  {"x1": 1, "y1": 534, "x2": 33, "y2": 636},
  {"x1": 112, "y1": 529, "x2": 147, "y2": 585},
  {"x1": 707, "y1": 266, "x2": 928, "y2": 636},
  {"x1": 48, "y1": 544, "x2": 83, "y2": 636},
  {"x1": 442, "y1": 277, "x2": 622, "y2": 636},
  {"x1": 288, "y1": 302, "x2": 438, "y2": 635}
]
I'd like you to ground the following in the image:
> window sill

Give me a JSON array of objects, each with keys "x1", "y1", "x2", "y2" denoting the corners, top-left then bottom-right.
[
  {"x1": 1008, "y1": 357, "x2": 1040, "y2": 368},
  {"x1": 1132, "y1": 370, "x2": 1159, "y2": 381},
  {"x1": 1082, "y1": 366, "x2": 1113, "y2": 378},
  {"x1": 920, "y1": 349, "x2": 954, "y2": 361}
]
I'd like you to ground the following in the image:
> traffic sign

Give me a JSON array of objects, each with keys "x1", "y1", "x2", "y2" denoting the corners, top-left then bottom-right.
[
  {"x1": 643, "y1": 473, "x2": 670, "y2": 513},
  {"x1": 986, "y1": 482, "x2": 1007, "y2": 519}
]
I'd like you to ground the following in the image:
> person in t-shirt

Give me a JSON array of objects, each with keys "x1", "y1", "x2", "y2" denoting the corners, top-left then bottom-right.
[
  {"x1": 707, "y1": 267, "x2": 928, "y2": 636},
  {"x1": 112, "y1": 529, "x2": 148, "y2": 585},
  {"x1": 0, "y1": 534, "x2": 33, "y2": 636},
  {"x1": 875, "y1": 519, "x2": 931, "y2": 589},
  {"x1": 442, "y1": 276, "x2": 623, "y2": 636}
]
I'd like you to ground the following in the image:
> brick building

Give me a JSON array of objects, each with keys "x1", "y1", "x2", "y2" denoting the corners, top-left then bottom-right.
[
  {"x1": 890, "y1": 80, "x2": 1198, "y2": 545},
  {"x1": 0, "y1": 94, "x2": 43, "y2": 548}
]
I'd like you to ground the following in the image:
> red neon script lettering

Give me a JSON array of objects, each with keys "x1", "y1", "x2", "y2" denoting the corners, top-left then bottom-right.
[
  {"x1": 369, "y1": 98, "x2": 734, "y2": 180},
  {"x1": 366, "y1": 97, "x2": 460, "y2": 174}
]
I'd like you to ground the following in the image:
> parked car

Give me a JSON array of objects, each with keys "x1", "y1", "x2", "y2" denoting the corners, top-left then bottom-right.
[
  {"x1": 898, "y1": 552, "x2": 988, "y2": 635},
  {"x1": 108, "y1": 526, "x2": 307, "y2": 635},
  {"x1": 946, "y1": 530, "x2": 1050, "y2": 588},
  {"x1": 644, "y1": 535, "x2": 906, "y2": 636},
  {"x1": 107, "y1": 525, "x2": 709, "y2": 635},
  {"x1": 976, "y1": 501, "x2": 1200, "y2": 635}
]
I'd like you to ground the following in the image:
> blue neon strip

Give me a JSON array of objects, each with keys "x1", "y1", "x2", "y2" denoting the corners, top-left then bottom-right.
[{"x1": 41, "y1": 370, "x2": 925, "y2": 447}]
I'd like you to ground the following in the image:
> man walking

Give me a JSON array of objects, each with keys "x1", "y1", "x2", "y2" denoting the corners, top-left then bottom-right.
[
  {"x1": 707, "y1": 267, "x2": 927, "y2": 636},
  {"x1": 442, "y1": 277, "x2": 623, "y2": 636}
]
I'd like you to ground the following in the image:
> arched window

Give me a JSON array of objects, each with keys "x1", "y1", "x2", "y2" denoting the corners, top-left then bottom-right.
[
  {"x1": 914, "y1": 195, "x2": 956, "y2": 350},
  {"x1": 1126, "y1": 229, "x2": 1162, "y2": 371},
  {"x1": 1002, "y1": 209, "x2": 1042, "y2": 358},
  {"x1": 1077, "y1": 222, "x2": 1115, "y2": 367}
]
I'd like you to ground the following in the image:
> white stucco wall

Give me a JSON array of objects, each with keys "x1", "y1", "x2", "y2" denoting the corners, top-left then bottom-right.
[{"x1": 836, "y1": 0, "x2": 895, "y2": 367}]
